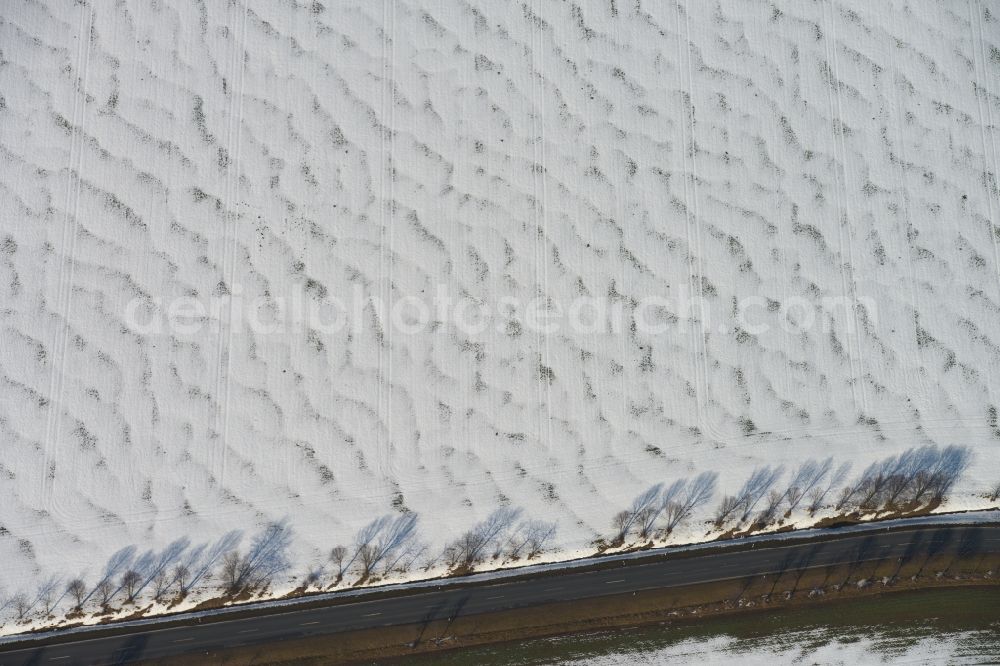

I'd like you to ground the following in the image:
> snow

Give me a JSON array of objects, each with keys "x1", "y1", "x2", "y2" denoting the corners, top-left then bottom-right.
[
  {"x1": 562, "y1": 630, "x2": 993, "y2": 665},
  {"x1": 1, "y1": 0, "x2": 999, "y2": 632}
]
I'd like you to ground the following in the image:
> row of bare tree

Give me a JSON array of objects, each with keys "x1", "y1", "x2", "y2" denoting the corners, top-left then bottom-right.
[
  {"x1": 609, "y1": 472, "x2": 718, "y2": 546},
  {"x1": 442, "y1": 508, "x2": 556, "y2": 571},
  {"x1": 608, "y1": 446, "x2": 973, "y2": 544},
  {"x1": 711, "y1": 446, "x2": 969, "y2": 531},
  {"x1": 327, "y1": 507, "x2": 558, "y2": 583},
  {"x1": 0, "y1": 523, "x2": 290, "y2": 624},
  {"x1": 833, "y1": 446, "x2": 971, "y2": 514},
  {"x1": 328, "y1": 513, "x2": 424, "y2": 585},
  {"x1": 1, "y1": 504, "x2": 560, "y2": 627},
  {"x1": 0, "y1": 446, "x2": 980, "y2": 625}
]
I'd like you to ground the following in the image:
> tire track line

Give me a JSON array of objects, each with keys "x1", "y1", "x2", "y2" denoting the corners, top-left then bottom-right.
[
  {"x1": 819, "y1": 0, "x2": 863, "y2": 413},
  {"x1": 678, "y1": 0, "x2": 712, "y2": 444},
  {"x1": 374, "y1": 0, "x2": 391, "y2": 482},
  {"x1": 970, "y1": 0, "x2": 1000, "y2": 297},
  {"x1": 530, "y1": 0, "x2": 552, "y2": 461},
  {"x1": 43, "y1": 1, "x2": 93, "y2": 515},
  {"x1": 214, "y1": 0, "x2": 249, "y2": 490},
  {"x1": 824, "y1": 2, "x2": 868, "y2": 412},
  {"x1": 208, "y1": 0, "x2": 231, "y2": 493},
  {"x1": 387, "y1": 0, "x2": 397, "y2": 485},
  {"x1": 881, "y1": 7, "x2": 929, "y2": 411}
]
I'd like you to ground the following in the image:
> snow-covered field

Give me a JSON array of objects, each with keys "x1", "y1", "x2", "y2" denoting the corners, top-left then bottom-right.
[
  {"x1": 1, "y1": 0, "x2": 999, "y2": 630},
  {"x1": 561, "y1": 630, "x2": 999, "y2": 665}
]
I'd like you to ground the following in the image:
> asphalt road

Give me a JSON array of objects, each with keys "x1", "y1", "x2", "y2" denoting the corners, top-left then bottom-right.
[{"x1": 2, "y1": 523, "x2": 998, "y2": 665}]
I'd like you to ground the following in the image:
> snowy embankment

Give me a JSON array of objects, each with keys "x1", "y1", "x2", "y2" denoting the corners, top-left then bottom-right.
[{"x1": 2, "y1": 0, "x2": 1000, "y2": 640}]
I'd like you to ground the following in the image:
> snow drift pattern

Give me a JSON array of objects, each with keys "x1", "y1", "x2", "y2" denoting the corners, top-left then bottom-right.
[{"x1": 1, "y1": 0, "x2": 999, "y2": 619}]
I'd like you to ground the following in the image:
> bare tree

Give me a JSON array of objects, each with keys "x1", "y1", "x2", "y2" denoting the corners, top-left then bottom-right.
[
  {"x1": 920, "y1": 445, "x2": 971, "y2": 504},
  {"x1": 738, "y1": 466, "x2": 784, "y2": 522},
  {"x1": 714, "y1": 495, "x2": 741, "y2": 528},
  {"x1": 881, "y1": 447, "x2": 934, "y2": 508},
  {"x1": 217, "y1": 521, "x2": 294, "y2": 595},
  {"x1": 329, "y1": 546, "x2": 348, "y2": 581},
  {"x1": 645, "y1": 478, "x2": 688, "y2": 536},
  {"x1": 860, "y1": 463, "x2": 892, "y2": 511},
  {"x1": 525, "y1": 522, "x2": 557, "y2": 558},
  {"x1": 369, "y1": 513, "x2": 419, "y2": 575},
  {"x1": 151, "y1": 570, "x2": 172, "y2": 602},
  {"x1": 219, "y1": 551, "x2": 244, "y2": 594},
  {"x1": 445, "y1": 507, "x2": 522, "y2": 570},
  {"x1": 658, "y1": 479, "x2": 688, "y2": 509},
  {"x1": 36, "y1": 578, "x2": 60, "y2": 617},
  {"x1": 835, "y1": 484, "x2": 855, "y2": 512},
  {"x1": 611, "y1": 484, "x2": 662, "y2": 544},
  {"x1": 786, "y1": 486, "x2": 804, "y2": 512},
  {"x1": 82, "y1": 545, "x2": 136, "y2": 609},
  {"x1": 94, "y1": 579, "x2": 116, "y2": 609},
  {"x1": 10, "y1": 593, "x2": 30, "y2": 621},
  {"x1": 381, "y1": 539, "x2": 428, "y2": 575},
  {"x1": 67, "y1": 578, "x2": 87, "y2": 611},
  {"x1": 635, "y1": 507, "x2": 658, "y2": 540},
  {"x1": 757, "y1": 489, "x2": 786, "y2": 525},
  {"x1": 713, "y1": 467, "x2": 784, "y2": 529},
  {"x1": 662, "y1": 472, "x2": 717, "y2": 534},
  {"x1": 357, "y1": 545, "x2": 379, "y2": 579},
  {"x1": 714, "y1": 466, "x2": 784, "y2": 528},
  {"x1": 350, "y1": 521, "x2": 382, "y2": 568},
  {"x1": 121, "y1": 569, "x2": 142, "y2": 603},
  {"x1": 990, "y1": 481, "x2": 1000, "y2": 503},
  {"x1": 623, "y1": 480, "x2": 681, "y2": 542},
  {"x1": 835, "y1": 446, "x2": 971, "y2": 514},
  {"x1": 839, "y1": 458, "x2": 894, "y2": 512},
  {"x1": 806, "y1": 486, "x2": 825, "y2": 515},
  {"x1": 808, "y1": 462, "x2": 851, "y2": 515},
  {"x1": 506, "y1": 520, "x2": 557, "y2": 560},
  {"x1": 785, "y1": 458, "x2": 833, "y2": 513},
  {"x1": 346, "y1": 513, "x2": 420, "y2": 581},
  {"x1": 682, "y1": 472, "x2": 718, "y2": 513},
  {"x1": 909, "y1": 468, "x2": 937, "y2": 504},
  {"x1": 131, "y1": 537, "x2": 190, "y2": 600},
  {"x1": 171, "y1": 564, "x2": 191, "y2": 595},
  {"x1": 662, "y1": 501, "x2": 685, "y2": 533},
  {"x1": 182, "y1": 531, "x2": 242, "y2": 595},
  {"x1": 611, "y1": 510, "x2": 632, "y2": 543},
  {"x1": 243, "y1": 520, "x2": 293, "y2": 591}
]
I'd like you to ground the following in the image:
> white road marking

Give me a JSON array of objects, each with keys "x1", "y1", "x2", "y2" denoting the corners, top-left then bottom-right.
[
  {"x1": 604, "y1": 579, "x2": 626, "y2": 584},
  {"x1": 49, "y1": 657, "x2": 71, "y2": 662},
  {"x1": 486, "y1": 595, "x2": 504, "y2": 600},
  {"x1": 363, "y1": 612, "x2": 382, "y2": 617},
  {"x1": 543, "y1": 586, "x2": 563, "y2": 592},
  {"x1": 239, "y1": 628, "x2": 258, "y2": 634},
  {"x1": 172, "y1": 638, "x2": 193, "y2": 643},
  {"x1": 300, "y1": 621, "x2": 320, "y2": 626}
]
